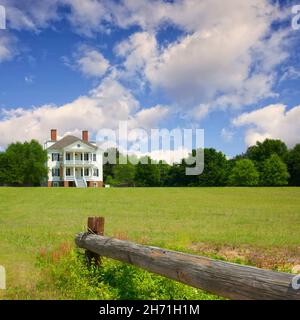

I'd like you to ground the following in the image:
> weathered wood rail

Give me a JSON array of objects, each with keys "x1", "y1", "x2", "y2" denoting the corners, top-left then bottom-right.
[{"x1": 75, "y1": 217, "x2": 300, "y2": 300}]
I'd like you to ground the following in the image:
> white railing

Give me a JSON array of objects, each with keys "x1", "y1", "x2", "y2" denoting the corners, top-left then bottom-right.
[
  {"x1": 83, "y1": 176, "x2": 87, "y2": 187},
  {"x1": 64, "y1": 160, "x2": 94, "y2": 166},
  {"x1": 65, "y1": 175, "x2": 75, "y2": 181}
]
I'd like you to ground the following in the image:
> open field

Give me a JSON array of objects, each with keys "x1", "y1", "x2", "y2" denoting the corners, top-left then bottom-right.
[{"x1": 0, "y1": 187, "x2": 300, "y2": 299}]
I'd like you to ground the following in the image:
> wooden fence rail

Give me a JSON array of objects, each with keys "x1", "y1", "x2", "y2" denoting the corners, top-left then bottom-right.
[{"x1": 75, "y1": 217, "x2": 300, "y2": 300}]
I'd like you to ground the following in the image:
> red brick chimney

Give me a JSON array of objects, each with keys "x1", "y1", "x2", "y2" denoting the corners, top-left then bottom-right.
[
  {"x1": 82, "y1": 130, "x2": 89, "y2": 142},
  {"x1": 51, "y1": 129, "x2": 57, "y2": 141}
]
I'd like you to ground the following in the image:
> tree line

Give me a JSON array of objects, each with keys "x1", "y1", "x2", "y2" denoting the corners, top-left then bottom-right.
[
  {"x1": 0, "y1": 138, "x2": 299, "y2": 187},
  {"x1": 104, "y1": 139, "x2": 300, "y2": 187}
]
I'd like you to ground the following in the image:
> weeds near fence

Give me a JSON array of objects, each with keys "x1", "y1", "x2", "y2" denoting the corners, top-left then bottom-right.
[{"x1": 36, "y1": 244, "x2": 220, "y2": 300}]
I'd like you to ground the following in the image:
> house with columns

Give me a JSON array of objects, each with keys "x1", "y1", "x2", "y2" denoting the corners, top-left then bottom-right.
[{"x1": 44, "y1": 129, "x2": 103, "y2": 188}]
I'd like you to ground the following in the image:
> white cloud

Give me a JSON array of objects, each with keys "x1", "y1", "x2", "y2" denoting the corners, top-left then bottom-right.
[
  {"x1": 0, "y1": 75, "x2": 135, "y2": 147},
  {"x1": 130, "y1": 105, "x2": 170, "y2": 130},
  {"x1": 0, "y1": 0, "x2": 295, "y2": 136},
  {"x1": 112, "y1": 0, "x2": 290, "y2": 117},
  {"x1": 115, "y1": 32, "x2": 157, "y2": 76},
  {"x1": 232, "y1": 104, "x2": 300, "y2": 147},
  {"x1": 0, "y1": 73, "x2": 171, "y2": 148},
  {"x1": 72, "y1": 45, "x2": 110, "y2": 78},
  {"x1": 63, "y1": 0, "x2": 110, "y2": 36}
]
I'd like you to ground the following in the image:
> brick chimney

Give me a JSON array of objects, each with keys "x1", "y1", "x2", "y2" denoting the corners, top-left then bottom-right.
[
  {"x1": 51, "y1": 129, "x2": 57, "y2": 141},
  {"x1": 82, "y1": 130, "x2": 89, "y2": 142}
]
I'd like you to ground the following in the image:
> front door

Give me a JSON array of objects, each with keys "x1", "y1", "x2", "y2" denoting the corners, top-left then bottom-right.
[{"x1": 75, "y1": 168, "x2": 82, "y2": 179}]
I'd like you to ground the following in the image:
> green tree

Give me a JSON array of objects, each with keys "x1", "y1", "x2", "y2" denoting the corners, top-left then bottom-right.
[
  {"x1": 228, "y1": 159, "x2": 259, "y2": 186},
  {"x1": 165, "y1": 162, "x2": 187, "y2": 187},
  {"x1": 287, "y1": 144, "x2": 300, "y2": 186},
  {"x1": 3, "y1": 140, "x2": 47, "y2": 186},
  {"x1": 0, "y1": 152, "x2": 10, "y2": 185},
  {"x1": 113, "y1": 163, "x2": 136, "y2": 186},
  {"x1": 135, "y1": 157, "x2": 161, "y2": 187},
  {"x1": 196, "y1": 148, "x2": 229, "y2": 186},
  {"x1": 5, "y1": 142, "x2": 27, "y2": 184},
  {"x1": 246, "y1": 139, "x2": 288, "y2": 166},
  {"x1": 103, "y1": 148, "x2": 120, "y2": 183},
  {"x1": 24, "y1": 140, "x2": 48, "y2": 185},
  {"x1": 157, "y1": 161, "x2": 171, "y2": 186},
  {"x1": 260, "y1": 154, "x2": 289, "y2": 186}
]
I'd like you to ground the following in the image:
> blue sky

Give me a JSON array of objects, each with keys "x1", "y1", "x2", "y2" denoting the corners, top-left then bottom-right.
[{"x1": 0, "y1": 0, "x2": 300, "y2": 160}]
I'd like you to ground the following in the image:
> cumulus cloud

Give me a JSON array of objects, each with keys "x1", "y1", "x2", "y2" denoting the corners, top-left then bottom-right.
[
  {"x1": 115, "y1": 32, "x2": 157, "y2": 76},
  {"x1": 0, "y1": 0, "x2": 296, "y2": 146},
  {"x1": 130, "y1": 105, "x2": 170, "y2": 130},
  {"x1": 0, "y1": 73, "x2": 170, "y2": 148},
  {"x1": 112, "y1": 0, "x2": 290, "y2": 117},
  {"x1": 70, "y1": 45, "x2": 110, "y2": 78},
  {"x1": 232, "y1": 104, "x2": 300, "y2": 147}
]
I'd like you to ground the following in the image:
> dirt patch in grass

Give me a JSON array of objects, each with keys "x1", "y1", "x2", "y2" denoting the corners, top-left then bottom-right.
[{"x1": 188, "y1": 242, "x2": 300, "y2": 272}]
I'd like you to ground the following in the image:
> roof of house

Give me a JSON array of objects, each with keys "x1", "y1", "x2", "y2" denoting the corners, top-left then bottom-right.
[{"x1": 47, "y1": 135, "x2": 97, "y2": 150}]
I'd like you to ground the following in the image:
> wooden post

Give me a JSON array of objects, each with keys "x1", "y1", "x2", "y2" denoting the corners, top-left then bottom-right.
[{"x1": 86, "y1": 216, "x2": 105, "y2": 266}]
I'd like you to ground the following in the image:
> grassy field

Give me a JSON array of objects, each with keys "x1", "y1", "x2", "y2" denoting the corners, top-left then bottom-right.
[{"x1": 0, "y1": 187, "x2": 300, "y2": 299}]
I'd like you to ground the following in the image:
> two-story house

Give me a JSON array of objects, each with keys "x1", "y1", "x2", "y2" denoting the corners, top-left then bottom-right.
[{"x1": 44, "y1": 129, "x2": 103, "y2": 188}]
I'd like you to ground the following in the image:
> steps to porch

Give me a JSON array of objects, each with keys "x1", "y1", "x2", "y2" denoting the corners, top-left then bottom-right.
[{"x1": 74, "y1": 178, "x2": 87, "y2": 188}]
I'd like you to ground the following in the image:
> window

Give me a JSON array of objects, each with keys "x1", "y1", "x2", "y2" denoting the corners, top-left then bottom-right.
[
  {"x1": 93, "y1": 154, "x2": 96, "y2": 162},
  {"x1": 84, "y1": 153, "x2": 89, "y2": 161},
  {"x1": 52, "y1": 168, "x2": 60, "y2": 177},
  {"x1": 84, "y1": 168, "x2": 89, "y2": 176},
  {"x1": 66, "y1": 153, "x2": 71, "y2": 161},
  {"x1": 66, "y1": 168, "x2": 71, "y2": 176},
  {"x1": 52, "y1": 153, "x2": 60, "y2": 161},
  {"x1": 93, "y1": 169, "x2": 99, "y2": 177}
]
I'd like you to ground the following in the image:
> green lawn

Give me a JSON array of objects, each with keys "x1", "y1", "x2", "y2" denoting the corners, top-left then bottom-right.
[{"x1": 0, "y1": 187, "x2": 300, "y2": 299}]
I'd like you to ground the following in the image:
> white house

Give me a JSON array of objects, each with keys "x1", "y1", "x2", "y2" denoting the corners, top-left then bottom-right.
[{"x1": 44, "y1": 129, "x2": 103, "y2": 188}]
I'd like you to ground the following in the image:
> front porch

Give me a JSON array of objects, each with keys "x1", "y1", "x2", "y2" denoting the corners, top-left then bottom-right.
[{"x1": 63, "y1": 151, "x2": 96, "y2": 166}]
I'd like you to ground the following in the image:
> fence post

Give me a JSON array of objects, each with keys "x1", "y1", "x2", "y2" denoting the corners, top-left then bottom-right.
[{"x1": 86, "y1": 216, "x2": 105, "y2": 266}]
